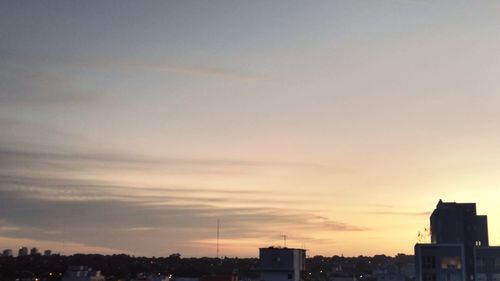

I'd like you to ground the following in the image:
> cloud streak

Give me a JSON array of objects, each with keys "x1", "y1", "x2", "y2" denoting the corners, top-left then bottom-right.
[
  {"x1": 0, "y1": 180, "x2": 364, "y2": 256},
  {"x1": 0, "y1": 142, "x2": 361, "y2": 256},
  {"x1": 366, "y1": 211, "x2": 430, "y2": 216},
  {"x1": 1, "y1": 50, "x2": 277, "y2": 87},
  {"x1": 0, "y1": 56, "x2": 97, "y2": 106},
  {"x1": 113, "y1": 60, "x2": 272, "y2": 83},
  {"x1": 0, "y1": 145, "x2": 322, "y2": 172}
]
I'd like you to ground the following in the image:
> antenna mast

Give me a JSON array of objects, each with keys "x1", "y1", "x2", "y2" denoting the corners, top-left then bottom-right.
[
  {"x1": 281, "y1": 234, "x2": 287, "y2": 248},
  {"x1": 217, "y1": 218, "x2": 220, "y2": 259}
]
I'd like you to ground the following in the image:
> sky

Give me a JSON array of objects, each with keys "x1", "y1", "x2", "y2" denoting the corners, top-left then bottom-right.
[{"x1": 1, "y1": 0, "x2": 500, "y2": 258}]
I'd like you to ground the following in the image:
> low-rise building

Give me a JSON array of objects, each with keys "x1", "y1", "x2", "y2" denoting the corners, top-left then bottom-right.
[
  {"x1": 132, "y1": 273, "x2": 170, "y2": 281},
  {"x1": 415, "y1": 243, "x2": 465, "y2": 281},
  {"x1": 373, "y1": 263, "x2": 405, "y2": 281},
  {"x1": 62, "y1": 266, "x2": 105, "y2": 281},
  {"x1": 475, "y1": 246, "x2": 500, "y2": 281},
  {"x1": 260, "y1": 247, "x2": 306, "y2": 281},
  {"x1": 399, "y1": 263, "x2": 415, "y2": 280},
  {"x1": 174, "y1": 277, "x2": 200, "y2": 281}
]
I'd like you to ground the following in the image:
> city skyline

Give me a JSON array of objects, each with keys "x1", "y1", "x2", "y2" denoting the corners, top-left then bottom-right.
[{"x1": 2, "y1": 1, "x2": 500, "y2": 257}]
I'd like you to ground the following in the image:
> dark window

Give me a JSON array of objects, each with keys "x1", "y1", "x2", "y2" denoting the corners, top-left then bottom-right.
[
  {"x1": 423, "y1": 256, "x2": 436, "y2": 269},
  {"x1": 288, "y1": 274, "x2": 293, "y2": 279},
  {"x1": 476, "y1": 257, "x2": 487, "y2": 272},
  {"x1": 494, "y1": 258, "x2": 500, "y2": 270},
  {"x1": 423, "y1": 273, "x2": 436, "y2": 281}
]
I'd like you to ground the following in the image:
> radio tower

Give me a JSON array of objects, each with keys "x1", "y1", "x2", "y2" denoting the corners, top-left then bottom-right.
[{"x1": 216, "y1": 218, "x2": 220, "y2": 259}]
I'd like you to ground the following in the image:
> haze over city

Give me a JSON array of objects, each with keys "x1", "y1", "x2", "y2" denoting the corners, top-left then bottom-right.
[{"x1": 1, "y1": 1, "x2": 500, "y2": 258}]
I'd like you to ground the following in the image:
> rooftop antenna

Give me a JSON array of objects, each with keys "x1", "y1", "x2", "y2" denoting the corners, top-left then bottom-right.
[
  {"x1": 216, "y1": 218, "x2": 220, "y2": 259},
  {"x1": 281, "y1": 234, "x2": 287, "y2": 248}
]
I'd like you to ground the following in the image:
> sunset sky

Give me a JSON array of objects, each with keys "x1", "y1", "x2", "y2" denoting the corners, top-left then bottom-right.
[{"x1": 1, "y1": 0, "x2": 500, "y2": 257}]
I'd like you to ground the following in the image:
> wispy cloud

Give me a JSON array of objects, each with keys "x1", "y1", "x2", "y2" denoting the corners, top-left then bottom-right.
[
  {"x1": 0, "y1": 144, "x2": 323, "y2": 177},
  {"x1": 1, "y1": 50, "x2": 277, "y2": 86},
  {"x1": 0, "y1": 141, "x2": 359, "y2": 256},
  {"x1": 0, "y1": 181, "x2": 364, "y2": 256},
  {"x1": 110, "y1": 60, "x2": 272, "y2": 83},
  {"x1": 0, "y1": 56, "x2": 97, "y2": 106},
  {"x1": 366, "y1": 211, "x2": 430, "y2": 216}
]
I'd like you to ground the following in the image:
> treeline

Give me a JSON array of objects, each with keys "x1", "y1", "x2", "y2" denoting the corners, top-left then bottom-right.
[
  {"x1": 0, "y1": 253, "x2": 413, "y2": 281},
  {"x1": 0, "y1": 254, "x2": 259, "y2": 281}
]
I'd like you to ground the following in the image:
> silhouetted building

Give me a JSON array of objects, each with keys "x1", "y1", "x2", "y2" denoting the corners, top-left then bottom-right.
[
  {"x1": 260, "y1": 247, "x2": 306, "y2": 281},
  {"x1": 132, "y1": 273, "x2": 170, "y2": 281},
  {"x1": 174, "y1": 278, "x2": 199, "y2": 281},
  {"x1": 373, "y1": 263, "x2": 405, "y2": 281},
  {"x1": 416, "y1": 200, "x2": 500, "y2": 281},
  {"x1": 400, "y1": 263, "x2": 416, "y2": 280},
  {"x1": 415, "y1": 244, "x2": 465, "y2": 281},
  {"x1": 30, "y1": 247, "x2": 39, "y2": 256},
  {"x1": 2, "y1": 249, "x2": 13, "y2": 257},
  {"x1": 330, "y1": 278, "x2": 355, "y2": 281},
  {"x1": 18, "y1": 247, "x2": 28, "y2": 256},
  {"x1": 201, "y1": 275, "x2": 238, "y2": 281},
  {"x1": 62, "y1": 266, "x2": 105, "y2": 281},
  {"x1": 430, "y1": 200, "x2": 489, "y2": 280},
  {"x1": 431, "y1": 200, "x2": 489, "y2": 246},
  {"x1": 44, "y1": 249, "x2": 52, "y2": 256}
]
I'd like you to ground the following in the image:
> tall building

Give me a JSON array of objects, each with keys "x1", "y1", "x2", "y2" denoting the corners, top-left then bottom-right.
[
  {"x1": 18, "y1": 247, "x2": 28, "y2": 257},
  {"x1": 431, "y1": 200, "x2": 489, "y2": 246},
  {"x1": 416, "y1": 200, "x2": 500, "y2": 281},
  {"x1": 430, "y1": 200, "x2": 489, "y2": 280},
  {"x1": 260, "y1": 247, "x2": 306, "y2": 281}
]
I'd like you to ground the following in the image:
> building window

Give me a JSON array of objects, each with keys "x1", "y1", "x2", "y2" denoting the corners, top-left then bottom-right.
[
  {"x1": 423, "y1": 273, "x2": 436, "y2": 281},
  {"x1": 476, "y1": 273, "x2": 487, "y2": 281},
  {"x1": 423, "y1": 256, "x2": 436, "y2": 269},
  {"x1": 440, "y1": 256, "x2": 462, "y2": 269},
  {"x1": 272, "y1": 255, "x2": 281, "y2": 263},
  {"x1": 495, "y1": 258, "x2": 500, "y2": 271},
  {"x1": 476, "y1": 258, "x2": 487, "y2": 272}
]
